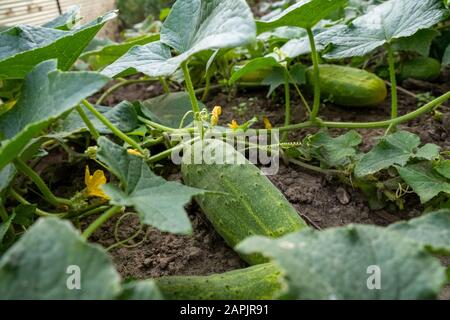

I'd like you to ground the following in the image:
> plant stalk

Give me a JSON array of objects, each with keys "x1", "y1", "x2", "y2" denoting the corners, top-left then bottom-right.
[
  {"x1": 76, "y1": 105, "x2": 100, "y2": 140},
  {"x1": 307, "y1": 27, "x2": 321, "y2": 122},
  {"x1": 82, "y1": 206, "x2": 122, "y2": 240},
  {"x1": 13, "y1": 159, "x2": 72, "y2": 208},
  {"x1": 282, "y1": 70, "x2": 291, "y2": 142},
  {"x1": 386, "y1": 44, "x2": 398, "y2": 119},
  {"x1": 82, "y1": 100, "x2": 145, "y2": 154},
  {"x1": 181, "y1": 62, "x2": 201, "y2": 115}
]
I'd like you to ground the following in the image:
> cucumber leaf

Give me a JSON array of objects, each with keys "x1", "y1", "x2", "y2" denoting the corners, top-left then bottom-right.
[
  {"x1": 256, "y1": 0, "x2": 348, "y2": 34},
  {"x1": 388, "y1": 209, "x2": 450, "y2": 255},
  {"x1": 354, "y1": 131, "x2": 421, "y2": 177},
  {"x1": 0, "y1": 213, "x2": 14, "y2": 245},
  {"x1": 237, "y1": 224, "x2": 446, "y2": 299},
  {"x1": 392, "y1": 29, "x2": 440, "y2": 57},
  {"x1": 0, "y1": 218, "x2": 121, "y2": 299},
  {"x1": 80, "y1": 34, "x2": 160, "y2": 70},
  {"x1": 140, "y1": 92, "x2": 205, "y2": 128},
  {"x1": 0, "y1": 11, "x2": 117, "y2": 79},
  {"x1": 57, "y1": 101, "x2": 138, "y2": 135},
  {"x1": 42, "y1": 5, "x2": 81, "y2": 30},
  {"x1": 0, "y1": 60, "x2": 109, "y2": 171},
  {"x1": 321, "y1": 0, "x2": 447, "y2": 59},
  {"x1": 435, "y1": 160, "x2": 450, "y2": 179},
  {"x1": 102, "y1": 0, "x2": 256, "y2": 78},
  {"x1": 97, "y1": 137, "x2": 205, "y2": 234},
  {"x1": 303, "y1": 130, "x2": 362, "y2": 168},
  {"x1": 396, "y1": 162, "x2": 450, "y2": 203}
]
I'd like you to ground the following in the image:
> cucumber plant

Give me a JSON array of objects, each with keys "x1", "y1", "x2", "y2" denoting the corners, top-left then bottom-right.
[{"x1": 0, "y1": 0, "x2": 450, "y2": 300}]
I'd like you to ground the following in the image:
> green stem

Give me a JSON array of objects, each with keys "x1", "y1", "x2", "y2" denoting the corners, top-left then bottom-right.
[
  {"x1": 76, "y1": 105, "x2": 100, "y2": 140},
  {"x1": 279, "y1": 90, "x2": 450, "y2": 132},
  {"x1": 282, "y1": 70, "x2": 291, "y2": 142},
  {"x1": 159, "y1": 77, "x2": 170, "y2": 94},
  {"x1": 96, "y1": 79, "x2": 153, "y2": 105},
  {"x1": 147, "y1": 137, "x2": 200, "y2": 164},
  {"x1": 10, "y1": 189, "x2": 66, "y2": 217},
  {"x1": 13, "y1": 159, "x2": 72, "y2": 208},
  {"x1": 82, "y1": 206, "x2": 122, "y2": 240},
  {"x1": 287, "y1": 71, "x2": 311, "y2": 114},
  {"x1": 202, "y1": 73, "x2": 211, "y2": 101},
  {"x1": 82, "y1": 100, "x2": 145, "y2": 154},
  {"x1": 289, "y1": 158, "x2": 344, "y2": 175},
  {"x1": 386, "y1": 44, "x2": 398, "y2": 119},
  {"x1": 181, "y1": 62, "x2": 200, "y2": 114},
  {"x1": 307, "y1": 27, "x2": 321, "y2": 122}
]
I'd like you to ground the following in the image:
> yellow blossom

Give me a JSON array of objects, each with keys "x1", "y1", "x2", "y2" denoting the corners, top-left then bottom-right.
[
  {"x1": 211, "y1": 106, "x2": 222, "y2": 126},
  {"x1": 263, "y1": 116, "x2": 273, "y2": 130},
  {"x1": 127, "y1": 149, "x2": 142, "y2": 156},
  {"x1": 84, "y1": 166, "x2": 109, "y2": 199},
  {"x1": 228, "y1": 119, "x2": 239, "y2": 130}
]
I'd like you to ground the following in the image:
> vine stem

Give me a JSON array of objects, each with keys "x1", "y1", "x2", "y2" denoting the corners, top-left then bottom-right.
[
  {"x1": 282, "y1": 70, "x2": 291, "y2": 142},
  {"x1": 159, "y1": 77, "x2": 170, "y2": 93},
  {"x1": 9, "y1": 189, "x2": 66, "y2": 217},
  {"x1": 386, "y1": 44, "x2": 398, "y2": 119},
  {"x1": 82, "y1": 206, "x2": 122, "y2": 240},
  {"x1": 13, "y1": 159, "x2": 72, "y2": 208},
  {"x1": 96, "y1": 79, "x2": 154, "y2": 105},
  {"x1": 76, "y1": 105, "x2": 100, "y2": 140},
  {"x1": 307, "y1": 27, "x2": 321, "y2": 122},
  {"x1": 82, "y1": 100, "x2": 145, "y2": 154},
  {"x1": 181, "y1": 61, "x2": 201, "y2": 115},
  {"x1": 289, "y1": 158, "x2": 344, "y2": 175}
]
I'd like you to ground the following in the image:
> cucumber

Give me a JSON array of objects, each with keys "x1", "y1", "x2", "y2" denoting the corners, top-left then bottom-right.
[
  {"x1": 306, "y1": 64, "x2": 387, "y2": 107},
  {"x1": 399, "y1": 57, "x2": 441, "y2": 81},
  {"x1": 181, "y1": 139, "x2": 308, "y2": 264},
  {"x1": 156, "y1": 263, "x2": 285, "y2": 300}
]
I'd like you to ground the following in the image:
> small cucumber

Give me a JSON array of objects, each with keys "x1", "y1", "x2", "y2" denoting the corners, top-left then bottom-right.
[
  {"x1": 156, "y1": 263, "x2": 285, "y2": 300},
  {"x1": 306, "y1": 64, "x2": 387, "y2": 107},
  {"x1": 399, "y1": 57, "x2": 441, "y2": 81},
  {"x1": 181, "y1": 139, "x2": 308, "y2": 265},
  {"x1": 232, "y1": 63, "x2": 273, "y2": 83}
]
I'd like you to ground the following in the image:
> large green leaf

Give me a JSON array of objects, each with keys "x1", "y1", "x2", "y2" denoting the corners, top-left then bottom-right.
[
  {"x1": 42, "y1": 5, "x2": 81, "y2": 30},
  {"x1": 392, "y1": 29, "x2": 440, "y2": 57},
  {"x1": 237, "y1": 224, "x2": 446, "y2": 299},
  {"x1": 396, "y1": 163, "x2": 450, "y2": 203},
  {"x1": 102, "y1": 0, "x2": 256, "y2": 78},
  {"x1": 140, "y1": 92, "x2": 205, "y2": 128},
  {"x1": 388, "y1": 209, "x2": 450, "y2": 255},
  {"x1": 0, "y1": 11, "x2": 117, "y2": 79},
  {"x1": 256, "y1": 0, "x2": 348, "y2": 34},
  {"x1": 0, "y1": 60, "x2": 109, "y2": 171},
  {"x1": 354, "y1": 131, "x2": 438, "y2": 177},
  {"x1": 0, "y1": 218, "x2": 121, "y2": 299},
  {"x1": 97, "y1": 137, "x2": 205, "y2": 234},
  {"x1": 80, "y1": 34, "x2": 160, "y2": 70},
  {"x1": 57, "y1": 101, "x2": 138, "y2": 135},
  {"x1": 101, "y1": 41, "x2": 178, "y2": 78},
  {"x1": 321, "y1": 0, "x2": 447, "y2": 59}
]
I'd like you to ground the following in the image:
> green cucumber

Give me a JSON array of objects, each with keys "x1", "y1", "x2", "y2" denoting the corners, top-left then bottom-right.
[
  {"x1": 232, "y1": 63, "x2": 273, "y2": 83},
  {"x1": 399, "y1": 57, "x2": 441, "y2": 81},
  {"x1": 156, "y1": 263, "x2": 285, "y2": 300},
  {"x1": 181, "y1": 139, "x2": 308, "y2": 264},
  {"x1": 306, "y1": 64, "x2": 387, "y2": 107}
]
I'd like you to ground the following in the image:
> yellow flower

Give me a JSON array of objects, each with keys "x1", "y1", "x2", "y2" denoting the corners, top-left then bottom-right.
[
  {"x1": 263, "y1": 116, "x2": 273, "y2": 130},
  {"x1": 228, "y1": 119, "x2": 239, "y2": 130},
  {"x1": 84, "y1": 166, "x2": 109, "y2": 199},
  {"x1": 127, "y1": 149, "x2": 142, "y2": 156},
  {"x1": 211, "y1": 106, "x2": 222, "y2": 126}
]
